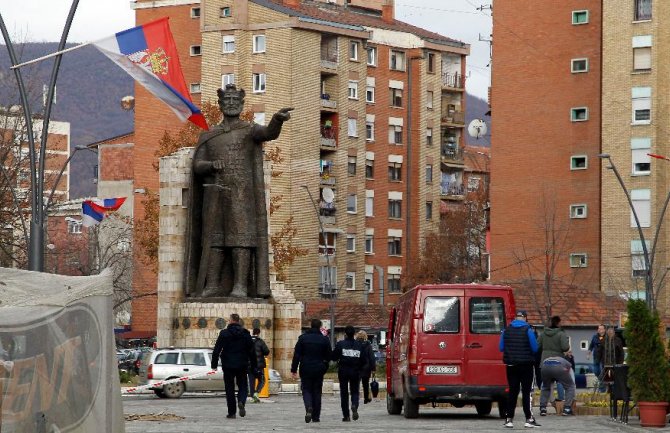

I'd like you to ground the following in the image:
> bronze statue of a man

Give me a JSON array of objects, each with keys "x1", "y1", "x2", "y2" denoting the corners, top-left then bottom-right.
[{"x1": 185, "y1": 84, "x2": 292, "y2": 299}]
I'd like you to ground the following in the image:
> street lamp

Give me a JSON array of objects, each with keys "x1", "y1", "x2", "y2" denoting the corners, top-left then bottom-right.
[{"x1": 301, "y1": 185, "x2": 336, "y2": 348}]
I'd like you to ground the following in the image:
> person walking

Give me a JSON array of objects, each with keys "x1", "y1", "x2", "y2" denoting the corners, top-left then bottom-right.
[
  {"x1": 211, "y1": 313, "x2": 256, "y2": 419},
  {"x1": 537, "y1": 316, "x2": 575, "y2": 416},
  {"x1": 248, "y1": 327, "x2": 270, "y2": 403},
  {"x1": 291, "y1": 319, "x2": 332, "y2": 424},
  {"x1": 355, "y1": 330, "x2": 376, "y2": 404},
  {"x1": 587, "y1": 324, "x2": 606, "y2": 392},
  {"x1": 333, "y1": 325, "x2": 368, "y2": 422},
  {"x1": 595, "y1": 327, "x2": 624, "y2": 391},
  {"x1": 499, "y1": 310, "x2": 541, "y2": 428}
]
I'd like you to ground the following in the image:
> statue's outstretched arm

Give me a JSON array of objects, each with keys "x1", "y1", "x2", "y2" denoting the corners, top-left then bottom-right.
[{"x1": 253, "y1": 107, "x2": 293, "y2": 142}]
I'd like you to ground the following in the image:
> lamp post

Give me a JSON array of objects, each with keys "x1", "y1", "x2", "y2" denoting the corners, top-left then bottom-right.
[
  {"x1": 597, "y1": 153, "x2": 670, "y2": 310},
  {"x1": 301, "y1": 185, "x2": 336, "y2": 348}
]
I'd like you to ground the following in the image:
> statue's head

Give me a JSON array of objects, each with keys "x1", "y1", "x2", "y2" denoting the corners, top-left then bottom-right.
[{"x1": 217, "y1": 84, "x2": 245, "y2": 117}]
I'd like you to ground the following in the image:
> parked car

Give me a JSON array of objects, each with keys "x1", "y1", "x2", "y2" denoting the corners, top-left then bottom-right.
[
  {"x1": 574, "y1": 362, "x2": 594, "y2": 389},
  {"x1": 386, "y1": 284, "x2": 516, "y2": 419},
  {"x1": 138, "y1": 347, "x2": 281, "y2": 398},
  {"x1": 119, "y1": 350, "x2": 144, "y2": 374}
]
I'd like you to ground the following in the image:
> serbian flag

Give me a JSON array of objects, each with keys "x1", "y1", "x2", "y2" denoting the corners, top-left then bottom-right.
[
  {"x1": 82, "y1": 197, "x2": 127, "y2": 227},
  {"x1": 92, "y1": 18, "x2": 208, "y2": 130}
]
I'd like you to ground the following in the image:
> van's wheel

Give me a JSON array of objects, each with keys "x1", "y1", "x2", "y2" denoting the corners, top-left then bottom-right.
[
  {"x1": 163, "y1": 381, "x2": 185, "y2": 398},
  {"x1": 153, "y1": 389, "x2": 166, "y2": 398},
  {"x1": 497, "y1": 400, "x2": 507, "y2": 418},
  {"x1": 403, "y1": 390, "x2": 419, "y2": 418},
  {"x1": 475, "y1": 401, "x2": 492, "y2": 416},
  {"x1": 387, "y1": 392, "x2": 403, "y2": 415}
]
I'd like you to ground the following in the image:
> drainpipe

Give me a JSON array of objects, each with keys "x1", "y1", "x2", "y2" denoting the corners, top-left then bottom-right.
[{"x1": 375, "y1": 265, "x2": 384, "y2": 306}]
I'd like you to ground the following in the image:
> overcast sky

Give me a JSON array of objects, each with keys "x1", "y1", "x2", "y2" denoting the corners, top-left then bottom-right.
[{"x1": 0, "y1": 0, "x2": 491, "y2": 99}]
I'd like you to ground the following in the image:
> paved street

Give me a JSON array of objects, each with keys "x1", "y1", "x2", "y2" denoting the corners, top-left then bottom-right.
[{"x1": 123, "y1": 393, "x2": 651, "y2": 432}]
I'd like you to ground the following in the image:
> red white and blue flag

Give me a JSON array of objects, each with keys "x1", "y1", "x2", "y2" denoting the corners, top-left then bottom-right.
[
  {"x1": 92, "y1": 18, "x2": 208, "y2": 130},
  {"x1": 81, "y1": 197, "x2": 127, "y2": 227}
]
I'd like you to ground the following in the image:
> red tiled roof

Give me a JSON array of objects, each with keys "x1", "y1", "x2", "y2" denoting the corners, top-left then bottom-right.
[
  {"x1": 303, "y1": 301, "x2": 390, "y2": 329},
  {"x1": 252, "y1": 0, "x2": 466, "y2": 48}
]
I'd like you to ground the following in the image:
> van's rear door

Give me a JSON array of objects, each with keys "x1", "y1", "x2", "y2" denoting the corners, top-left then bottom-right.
[
  {"x1": 417, "y1": 289, "x2": 465, "y2": 386},
  {"x1": 464, "y1": 290, "x2": 508, "y2": 386}
]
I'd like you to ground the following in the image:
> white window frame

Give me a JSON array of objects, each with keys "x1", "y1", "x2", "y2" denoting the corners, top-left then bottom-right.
[
  {"x1": 190, "y1": 45, "x2": 202, "y2": 56},
  {"x1": 366, "y1": 121, "x2": 375, "y2": 142},
  {"x1": 425, "y1": 164, "x2": 433, "y2": 183},
  {"x1": 346, "y1": 234, "x2": 356, "y2": 252},
  {"x1": 388, "y1": 199, "x2": 402, "y2": 218},
  {"x1": 365, "y1": 234, "x2": 374, "y2": 254},
  {"x1": 365, "y1": 273, "x2": 374, "y2": 293},
  {"x1": 631, "y1": 240, "x2": 649, "y2": 278},
  {"x1": 366, "y1": 85, "x2": 375, "y2": 103},
  {"x1": 631, "y1": 137, "x2": 651, "y2": 176},
  {"x1": 388, "y1": 273, "x2": 401, "y2": 293},
  {"x1": 570, "y1": 107, "x2": 588, "y2": 122},
  {"x1": 222, "y1": 73, "x2": 235, "y2": 87},
  {"x1": 348, "y1": 156, "x2": 357, "y2": 175},
  {"x1": 631, "y1": 189, "x2": 651, "y2": 227},
  {"x1": 222, "y1": 35, "x2": 235, "y2": 53},
  {"x1": 426, "y1": 90, "x2": 433, "y2": 109},
  {"x1": 390, "y1": 50, "x2": 406, "y2": 71},
  {"x1": 347, "y1": 118, "x2": 358, "y2": 137},
  {"x1": 348, "y1": 80, "x2": 359, "y2": 100},
  {"x1": 572, "y1": 10, "x2": 589, "y2": 25},
  {"x1": 365, "y1": 158, "x2": 374, "y2": 178},
  {"x1": 252, "y1": 73, "x2": 266, "y2": 93},
  {"x1": 632, "y1": 87, "x2": 652, "y2": 125},
  {"x1": 571, "y1": 58, "x2": 588, "y2": 73},
  {"x1": 345, "y1": 272, "x2": 356, "y2": 290},
  {"x1": 389, "y1": 125, "x2": 402, "y2": 145},
  {"x1": 570, "y1": 204, "x2": 587, "y2": 219},
  {"x1": 252, "y1": 34, "x2": 266, "y2": 53},
  {"x1": 426, "y1": 127, "x2": 433, "y2": 146},
  {"x1": 633, "y1": 36, "x2": 652, "y2": 71},
  {"x1": 570, "y1": 155, "x2": 587, "y2": 170},
  {"x1": 68, "y1": 220, "x2": 82, "y2": 234},
  {"x1": 221, "y1": 6, "x2": 232, "y2": 17},
  {"x1": 347, "y1": 193, "x2": 357, "y2": 213},
  {"x1": 569, "y1": 253, "x2": 588, "y2": 268},
  {"x1": 365, "y1": 196, "x2": 374, "y2": 217},
  {"x1": 349, "y1": 40, "x2": 359, "y2": 61},
  {"x1": 190, "y1": 7, "x2": 201, "y2": 18},
  {"x1": 367, "y1": 46, "x2": 377, "y2": 66},
  {"x1": 189, "y1": 82, "x2": 201, "y2": 94}
]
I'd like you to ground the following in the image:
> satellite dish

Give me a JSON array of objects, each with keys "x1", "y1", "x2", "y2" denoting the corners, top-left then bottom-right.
[
  {"x1": 468, "y1": 119, "x2": 488, "y2": 139},
  {"x1": 322, "y1": 187, "x2": 335, "y2": 204}
]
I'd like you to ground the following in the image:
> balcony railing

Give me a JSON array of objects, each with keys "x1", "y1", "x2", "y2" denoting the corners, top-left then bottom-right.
[
  {"x1": 441, "y1": 111, "x2": 465, "y2": 125},
  {"x1": 321, "y1": 98, "x2": 337, "y2": 110},
  {"x1": 442, "y1": 72, "x2": 465, "y2": 89},
  {"x1": 441, "y1": 182, "x2": 465, "y2": 196},
  {"x1": 319, "y1": 201, "x2": 336, "y2": 216},
  {"x1": 441, "y1": 145, "x2": 464, "y2": 163}
]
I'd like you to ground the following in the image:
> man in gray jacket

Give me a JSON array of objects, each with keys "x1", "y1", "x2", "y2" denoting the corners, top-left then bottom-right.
[{"x1": 538, "y1": 316, "x2": 575, "y2": 416}]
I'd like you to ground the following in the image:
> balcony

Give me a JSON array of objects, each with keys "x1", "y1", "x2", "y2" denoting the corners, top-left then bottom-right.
[
  {"x1": 321, "y1": 97, "x2": 337, "y2": 110},
  {"x1": 319, "y1": 200, "x2": 336, "y2": 217},
  {"x1": 441, "y1": 111, "x2": 465, "y2": 127},
  {"x1": 441, "y1": 145, "x2": 464, "y2": 165},
  {"x1": 321, "y1": 123, "x2": 337, "y2": 150},
  {"x1": 441, "y1": 182, "x2": 465, "y2": 199},
  {"x1": 320, "y1": 175, "x2": 336, "y2": 186},
  {"x1": 442, "y1": 72, "x2": 465, "y2": 90}
]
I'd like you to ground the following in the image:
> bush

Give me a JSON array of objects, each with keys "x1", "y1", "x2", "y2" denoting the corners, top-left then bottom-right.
[
  {"x1": 624, "y1": 299, "x2": 670, "y2": 402},
  {"x1": 119, "y1": 370, "x2": 135, "y2": 384}
]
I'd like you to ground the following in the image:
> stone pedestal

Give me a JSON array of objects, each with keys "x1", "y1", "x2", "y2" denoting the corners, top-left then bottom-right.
[{"x1": 156, "y1": 148, "x2": 303, "y2": 379}]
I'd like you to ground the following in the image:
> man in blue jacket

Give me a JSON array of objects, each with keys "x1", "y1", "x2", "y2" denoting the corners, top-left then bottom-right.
[
  {"x1": 332, "y1": 325, "x2": 368, "y2": 422},
  {"x1": 212, "y1": 313, "x2": 256, "y2": 419},
  {"x1": 499, "y1": 310, "x2": 540, "y2": 428},
  {"x1": 291, "y1": 319, "x2": 332, "y2": 423}
]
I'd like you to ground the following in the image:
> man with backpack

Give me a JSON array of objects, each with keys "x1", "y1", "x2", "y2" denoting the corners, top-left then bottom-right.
[
  {"x1": 333, "y1": 325, "x2": 368, "y2": 422},
  {"x1": 248, "y1": 327, "x2": 270, "y2": 403}
]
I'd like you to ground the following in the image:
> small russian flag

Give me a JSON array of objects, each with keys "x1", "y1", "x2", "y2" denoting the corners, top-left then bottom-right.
[{"x1": 81, "y1": 197, "x2": 127, "y2": 227}]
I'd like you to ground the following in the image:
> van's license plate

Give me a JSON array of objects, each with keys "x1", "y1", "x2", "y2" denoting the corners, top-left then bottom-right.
[{"x1": 426, "y1": 365, "x2": 458, "y2": 374}]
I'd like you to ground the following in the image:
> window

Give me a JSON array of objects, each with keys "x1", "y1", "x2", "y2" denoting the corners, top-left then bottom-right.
[
  {"x1": 571, "y1": 58, "x2": 588, "y2": 73},
  {"x1": 319, "y1": 266, "x2": 337, "y2": 294},
  {"x1": 221, "y1": 6, "x2": 232, "y2": 17},
  {"x1": 347, "y1": 118, "x2": 358, "y2": 137},
  {"x1": 425, "y1": 164, "x2": 433, "y2": 183},
  {"x1": 424, "y1": 297, "x2": 459, "y2": 333},
  {"x1": 632, "y1": 87, "x2": 651, "y2": 124},
  {"x1": 366, "y1": 85, "x2": 375, "y2": 103},
  {"x1": 390, "y1": 50, "x2": 405, "y2": 70},
  {"x1": 426, "y1": 201, "x2": 433, "y2": 220},
  {"x1": 388, "y1": 273, "x2": 401, "y2": 293},
  {"x1": 253, "y1": 112, "x2": 266, "y2": 125},
  {"x1": 570, "y1": 107, "x2": 588, "y2": 121},
  {"x1": 426, "y1": 90, "x2": 433, "y2": 109},
  {"x1": 570, "y1": 204, "x2": 587, "y2": 219},
  {"x1": 388, "y1": 199, "x2": 402, "y2": 218},
  {"x1": 190, "y1": 45, "x2": 202, "y2": 56},
  {"x1": 319, "y1": 232, "x2": 336, "y2": 255},
  {"x1": 365, "y1": 273, "x2": 373, "y2": 293},
  {"x1": 189, "y1": 83, "x2": 201, "y2": 94},
  {"x1": 634, "y1": 0, "x2": 652, "y2": 21},
  {"x1": 155, "y1": 352, "x2": 179, "y2": 364},
  {"x1": 366, "y1": 121, "x2": 374, "y2": 141},
  {"x1": 631, "y1": 189, "x2": 651, "y2": 227},
  {"x1": 222, "y1": 73, "x2": 235, "y2": 87},
  {"x1": 180, "y1": 352, "x2": 206, "y2": 366},
  {"x1": 191, "y1": 7, "x2": 201, "y2": 18},
  {"x1": 388, "y1": 162, "x2": 402, "y2": 181},
  {"x1": 68, "y1": 219, "x2": 82, "y2": 234},
  {"x1": 467, "y1": 176, "x2": 480, "y2": 191},
  {"x1": 470, "y1": 297, "x2": 506, "y2": 334},
  {"x1": 390, "y1": 88, "x2": 403, "y2": 107},
  {"x1": 633, "y1": 36, "x2": 652, "y2": 71},
  {"x1": 349, "y1": 40, "x2": 359, "y2": 61},
  {"x1": 365, "y1": 235, "x2": 374, "y2": 254},
  {"x1": 365, "y1": 159, "x2": 374, "y2": 178},
  {"x1": 252, "y1": 73, "x2": 266, "y2": 93},
  {"x1": 572, "y1": 10, "x2": 589, "y2": 24},
  {"x1": 253, "y1": 35, "x2": 266, "y2": 53},
  {"x1": 632, "y1": 137, "x2": 651, "y2": 175},
  {"x1": 367, "y1": 46, "x2": 377, "y2": 66},
  {"x1": 389, "y1": 125, "x2": 403, "y2": 144},
  {"x1": 427, "y1": 52, "x2": 435, "y2": 73},
  {"x1": 347, "y1": 193, "x2": 357, "y2": 213},
  {"x1": 348, "y1": 156, "x2": 357, "y2": 175},
  {"x1": 388, "y1": 236, "x2": 402, "y2": 255},
  {"x1": 426, "y1": 128, "x2": 433, "y2": 146},
  {"x1": 345, "y1": 272, "x2": 356, "y2": 290},
  {"x1": 365, "y1": 196, "x2": 374, "y2": 216},
  {"x1": 222, "y1": 35, "x2": 235, "y2": 53},
  {"x1": 348, "y1": 80, "x2": 359, "y2": 100},
  {"x1": 570, "y1": 155, "x2": 587, "y2": 170},
  {"x1": 346, "y1": 234, "x2": 356, "y2": 252},
  {"x1": 631, "y1": 240, "x2": 649, "y2": 278},
  {"x1": 569, "y1": 253, "x2": 588, "y2": 268}
]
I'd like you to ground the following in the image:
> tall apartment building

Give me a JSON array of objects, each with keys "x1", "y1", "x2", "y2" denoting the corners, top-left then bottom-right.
[
  {"x1": 490, "y1": 2, "x2": 602, "y2": 292},
  {"x1": 130, "y1": 0, "x2": 468, "y2": 331}
]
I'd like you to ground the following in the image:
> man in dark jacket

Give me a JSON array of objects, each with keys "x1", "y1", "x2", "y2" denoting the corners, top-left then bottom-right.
[
  {"x1": 332, "y1": 325, "x2": 367, "y2": 422},
  {"x1": 248, "y1": 327, "x2": 270, "y2": 403},
  {"x1": 291, "y1": 319, "x2": 332, "y2": 423},
  {"x1": 499, "y1": 310, "x2": 540, "y2": 428},
  {"x1": 211, "y1": 313, "x2": 256, "y2": 419}
]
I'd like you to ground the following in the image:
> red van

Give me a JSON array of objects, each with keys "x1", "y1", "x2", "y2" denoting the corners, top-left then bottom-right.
[{"x1": 386, "y1": 284, "x2": 516, "y2": 418}]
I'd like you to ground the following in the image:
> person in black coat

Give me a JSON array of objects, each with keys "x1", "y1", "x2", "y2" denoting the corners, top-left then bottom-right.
[
  {"x1": 355, "y1": 330, "x2": 376, "y2": 403},
  {"x1": 291, "y1": 319, "x2": 332, "y2": 423},
  {"x1": 211, "y1": 313, "x2": 256, "y2": 419},
  {"x1": 332, "y1": 325, "x2": 368, "y2": 422},
  {"x1": 248, "y1": 327, "x2": 270, "y2": 402}
]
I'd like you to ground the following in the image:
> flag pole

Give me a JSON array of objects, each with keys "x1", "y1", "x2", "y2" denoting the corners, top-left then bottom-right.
[{"x1": 9, "y1": 42, "x2": 91, "y2": 70}]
